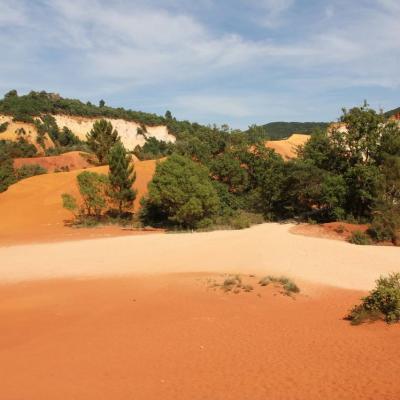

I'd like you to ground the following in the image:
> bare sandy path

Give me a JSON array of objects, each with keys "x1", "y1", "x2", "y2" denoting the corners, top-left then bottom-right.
[{"x1": 1, "y1": 223, "x2": 399, "y2": 289}]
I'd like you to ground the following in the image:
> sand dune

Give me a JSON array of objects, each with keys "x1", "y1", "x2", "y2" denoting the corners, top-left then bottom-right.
[
  {"x1": 266, "y1": 133, "x2": 310, "y2": 159},
  {"x1": 0, "y1": 223, "x2": 399, "y2": 290},
  {"x1": 13, "y1": 151, "x2": 92, "y2": 172},
  {"x1": 0, "y1": 275, "x2": 399, "y2": 400},
  {"x1": 0, "y1": 159, "x2": 157, "y2": 245}
]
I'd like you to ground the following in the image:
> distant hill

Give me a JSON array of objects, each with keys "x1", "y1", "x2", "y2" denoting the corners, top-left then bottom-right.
[
  {"x1": 385, "y1": 107, "x2": 400, "y2": 118},
  {"x1": 261, "y1": 122, "x2": 330, "y2": 140}
]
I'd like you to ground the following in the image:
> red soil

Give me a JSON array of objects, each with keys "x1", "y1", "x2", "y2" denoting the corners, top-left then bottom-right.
[
  {"x1": 0, "y1": 159, "x2": 160, "y2": 246},
  {"x1": 291, "y1": 222, "x2": 369, "y2": 241},
  {"x1": 0, "y1": 274, "x2": 399, "y2": 400},
  {"x1": 13, "y1": 151, "x2": 93, "y2": 172}
]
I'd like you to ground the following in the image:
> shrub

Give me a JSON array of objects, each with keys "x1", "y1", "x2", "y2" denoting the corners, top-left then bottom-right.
[
  {"x1": 258, "y1": 275, "x2": 300, "y2": 295},
  {"x1": 0, "y1": 121, "x2": 9, "y2": 133},
  {"x1": 348, "y1": 230, "x2": 372, "y2": 245},
  {"x1": 347, "y1": 273, "x2": 400, "y2": 324},
  {"x1": 62, "y1": 171, "x2": 109, "y2": 219},
  {"x1": 15, "y1": 164, "x2": 47, "y2": 180},
  {"x1": 143, "y1": 154, "x2": 220, "y2": 229}
]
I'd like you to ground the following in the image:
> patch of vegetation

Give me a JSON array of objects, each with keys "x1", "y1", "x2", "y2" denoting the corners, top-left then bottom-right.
[
  {"x1": 0, "y1": 90, "x2": 165, "y2": 126},
  {"x1": 346, "y1": 273, "x2": 400, "y2": 324},
  {"x1": 348, "y1": 230, "x2": 372, "y2": 245},
  {"x1": 0, "y1": 121, "x2": 9, "y2": 133},
  {"x1": 15, "y1": 164, "x2": 47, "y2": 180},
  {"x1": 258, "y1": 275, "x2": 300, "y2": 295},
  {"x1": 133, "y1": 136, "x2": 174, "y2": 160},
  {"x1": 141, "y1": 154, "x2": 220, "y2": 229},
  {"x1": 257, "y1": 122, "x2": 329, "y2": 140},
  {"x1": 62, "y1": 141, "x2": 138, "y2": 225}
]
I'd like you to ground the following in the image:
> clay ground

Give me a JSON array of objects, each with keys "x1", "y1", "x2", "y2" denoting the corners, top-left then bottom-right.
[
  {"x1": 1, "y1": 223, "x2": 400, "y2": 399},
  {"x1": 0, "y1": 274, "x2": 399, "y2": 400},
  {"x1": 0, "y1": 159, "x2": 159, "y2": 246}
]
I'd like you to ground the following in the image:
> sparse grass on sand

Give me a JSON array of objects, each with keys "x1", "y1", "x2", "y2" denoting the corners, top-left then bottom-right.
[
  {"x1": 207, "y1": 273, "x2": 299, "y2": 296},
  {"x1": 258, "y1": 275, "x2": 300, "y2": 295}
]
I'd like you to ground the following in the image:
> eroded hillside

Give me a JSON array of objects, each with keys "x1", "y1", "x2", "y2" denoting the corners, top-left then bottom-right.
[{"x1": 0, "y1": 114, "x2": 175, "y2": 152}]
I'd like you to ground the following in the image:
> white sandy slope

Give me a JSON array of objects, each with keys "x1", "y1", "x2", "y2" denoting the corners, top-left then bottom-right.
[
  {"x1": 0, "y1": 223, "x2": 399, "y2": 290},
  {"x1": 53, "y1": 115, "x2": 175, "y2": 150},
  {"x1": 0, "y1": 114, "x2": 175, "y2": 151}
]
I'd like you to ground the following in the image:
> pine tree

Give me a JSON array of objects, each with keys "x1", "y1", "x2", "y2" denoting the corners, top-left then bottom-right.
[
  {"x1": 86, "y1": 119, "x2": 119, "y2": 164},
  {"x1": 108, "y1": 142, "x2": 137, "y2": 214}
]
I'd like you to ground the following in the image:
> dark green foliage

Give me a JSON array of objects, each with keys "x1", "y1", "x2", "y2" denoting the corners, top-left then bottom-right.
[
  {"x1": 0, "y1": 158, "x2": 15, "y2": 192},
  {"x1": 15, "y1": 164, "x2": 47, "y2": 180},
  {"x1": 108, "y1": 142, "x2": 137, "y2": 214},
  {"x1": 210, "y1": 152, "x2": 249, "y2": 193},
  {"x1": 348, "y1": 230, "x2": 372, "y2": 245},
  {"x1": 0, "y1": 121, "x2": 8, "y2": 133},
  {"x1": 347, "y1": 273, "x2": 400, "y2": 324},
  {"x1": 0, "y1": 139, "x2": 37, "y2": 158},
  {"x1": 258, "y1": 122, "x2": 329, "y2": 140},
  {"x1": 133, "y1": 137, "x2": 174, "y2": 160},
  {"x1": 75, "y1": 171, "x2": 109, "y2": 217},
  {"x1": 86, "y1": 119, "x2": 120, "y2": 164},
  {"x1": 142, "y1": 155, "x2": 220, "y2": 228},
  {"x1": 344, "y1": 164, "x2": 382, "y2": 219},
  {"x1": 0, "y1": 91, "x2": 165, "y2": 126}
]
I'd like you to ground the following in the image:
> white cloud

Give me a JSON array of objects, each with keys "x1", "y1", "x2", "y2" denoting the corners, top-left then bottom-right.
[{"x1": 0, "y1": 0, "x2": 398, "y2": 122}]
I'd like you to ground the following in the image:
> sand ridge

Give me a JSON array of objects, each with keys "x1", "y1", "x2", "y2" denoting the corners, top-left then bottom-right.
[
  {"x1": 0, "y1": 159, "x2": 158, "y2": 245},
  {"x1": 265, "y1": 133, "x2": 310, "y2": 159},
  {"x1": 13, "y1": 151, "x2": 92, "y2": 172},
  {"x1": 0, "y1": 223, "x2": 399, "y2": 290}
]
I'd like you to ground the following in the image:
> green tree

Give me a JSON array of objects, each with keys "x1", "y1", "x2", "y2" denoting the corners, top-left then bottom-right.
[
  {"x1": 143, "y1": 155, "x2": 220, "y2": 228},
  {"x1": 108, "y1": 142, "x2": 137, "y2": 214},
  {"x1": 210, "y1": 153, "x2": 249, "y2": 193},
  {"x1": 86, "y1": 119, "x2": 119, "y2": 164},
  {"x1": 62, "y1": 171, "x2": 109, "y2": 218}
]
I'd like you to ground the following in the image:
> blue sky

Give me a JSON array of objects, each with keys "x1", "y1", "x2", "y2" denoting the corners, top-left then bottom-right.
[{"x1": 0, "y1": 0, "x2": 399, "y2": 128}]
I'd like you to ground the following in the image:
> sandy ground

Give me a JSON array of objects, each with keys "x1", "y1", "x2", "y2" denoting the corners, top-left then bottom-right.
[
  {"x1": 0, "y1": 223, "x2": 399, "y2": 290},
  {"x1": 0, "y1": 274, "x2": 399, "y2": 400},
  {"x1": 291, "y1": 222, "x2": 369, "y2": 241},
  {"x1": 265, "y1": 134, "x2": 310, "y2": 159},
  {"x1": 0, "y1": 159, "x2": 158, "y2": 245},
  {"x1": 13, "y1": 151, "x2": 93, "y2": 172}
]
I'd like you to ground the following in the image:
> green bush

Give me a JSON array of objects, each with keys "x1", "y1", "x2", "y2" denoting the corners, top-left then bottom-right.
[
  {"x1": 348, "y1": 230, "x2": 372, "y2": 245},
  {"x1": 15, "y1": 164, "x2": 47, "y2": 180},
  {"x1": 347, "y1": 273, "x2": 400, "y2": 324},
  {"x1": 143, "y1": 154, "x2": 220, "y2": 229},
  {"x1": 258, "y1": 275, "x2": 300, "y2": 295},
  {"x1": 0, "y1": 121, "x2": 9, "y2": 133}
]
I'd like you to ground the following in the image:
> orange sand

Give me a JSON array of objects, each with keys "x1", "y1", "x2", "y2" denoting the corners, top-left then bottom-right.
[
  {"x1": 0, "y1": 159, "x2": 158, "y2": 245},
  {"x1": 13, "y1": 151, "x2": 93, "y2": 172},
  {"x1": 265, "y1": 133, "x2": 310, "y2": 159},
  {"x1": 0, "y1": 274, "x2": 399, "y2": 400},
  {"x1": 291, "y1": 222, "x2": 369, "y2": 241}
]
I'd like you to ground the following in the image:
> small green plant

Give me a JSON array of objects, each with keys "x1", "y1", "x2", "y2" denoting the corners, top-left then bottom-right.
[
  {"x1": 346, "y1": 273, "x2": 400, "y2": 324},
  {"x1": 348, "y1": 230, "x2": 372, "y2": 245},
  {"x1": 222, "y1": 275, "x2": 242, "y2": 292},
  {"x1": 258, "y1": 275, "x2": 300, "y2": 295}
]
